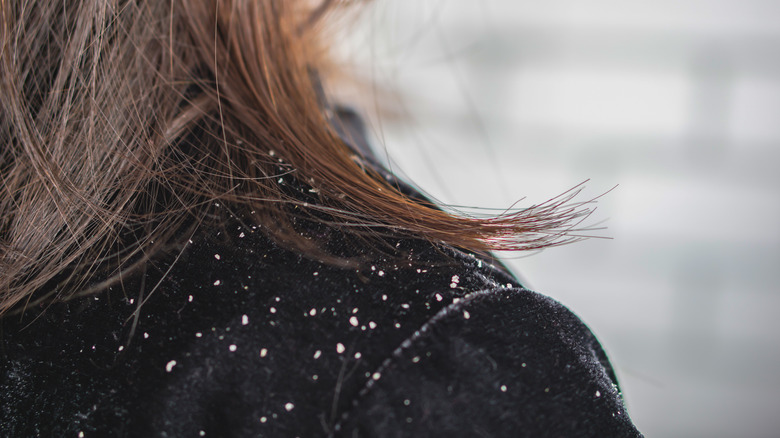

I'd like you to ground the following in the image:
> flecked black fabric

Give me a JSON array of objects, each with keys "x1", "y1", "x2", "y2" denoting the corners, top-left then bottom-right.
[
  {"x1": 0, "y1": 215, "x2": 642, "y2": 437},
  {"x1": 0, "y1": 110, "x2": 643, "y2": 437}
]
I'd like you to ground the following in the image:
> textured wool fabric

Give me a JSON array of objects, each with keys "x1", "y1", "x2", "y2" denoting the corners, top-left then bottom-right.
[
  {"x1": 0, "y1": 110, "x2": 643, "y2": 437},
  {"x1": 1, "y1": 213, "x2": 642, "y2": 437}
]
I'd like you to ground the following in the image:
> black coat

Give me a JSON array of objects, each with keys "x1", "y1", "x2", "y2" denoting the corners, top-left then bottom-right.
[{"x1": 0, "y1": 111, "x2": 643, "y2": 437}]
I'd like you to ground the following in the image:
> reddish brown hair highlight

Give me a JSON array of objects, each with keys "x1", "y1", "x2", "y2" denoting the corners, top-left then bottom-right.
[{"x1": 0, "y1": 0, "x2": 591, "y2": 315}]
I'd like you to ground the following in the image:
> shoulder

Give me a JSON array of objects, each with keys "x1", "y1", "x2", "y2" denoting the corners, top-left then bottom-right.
[
  {"x1": 1, "y1": 213, "x2": 641, "y2": 437},
  {"x1": 336, "y1": 286, "x2": 643, "y2": 438}
]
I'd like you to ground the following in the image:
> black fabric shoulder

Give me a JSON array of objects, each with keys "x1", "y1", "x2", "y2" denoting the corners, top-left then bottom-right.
[
  {"x1": 0, "y1": 211, "x2": 642, "y2": 437},
  {"x1": 337, "y1": 287, "x2": 642, "y2": 437}
]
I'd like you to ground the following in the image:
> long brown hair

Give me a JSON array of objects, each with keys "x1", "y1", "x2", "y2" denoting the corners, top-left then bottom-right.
[{"x1": 0, "y1": 0, "x2": 591, "y2": 315}]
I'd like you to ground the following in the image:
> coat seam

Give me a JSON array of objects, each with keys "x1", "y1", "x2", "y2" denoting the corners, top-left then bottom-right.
[{"x1": 330, "y1": 285, "x2": 526, "y2": 435}]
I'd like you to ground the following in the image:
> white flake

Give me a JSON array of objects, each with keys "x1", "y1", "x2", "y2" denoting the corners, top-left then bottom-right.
[
  {"x1": 242, "y1": 314, "x2": 249, "y2": 325},
  {"x1": 260, "y1": 348, "x2": 268, "y2": 358},
  {"x1": 165, "y1": 360, "x2": 177, "y2": 372},
  {"x1": 336, "y1": 343, "x2": 345, "y2": 354},
  {"x1": 229, "y1": 344, "x2": 237, "y2": 352},
  {"x1": 349, "y1": 316, "x2": 359, "y2": 327}
]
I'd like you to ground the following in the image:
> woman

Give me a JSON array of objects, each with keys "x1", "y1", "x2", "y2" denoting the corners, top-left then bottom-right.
[{"x1": 0, "y1": 1, "x2": 642, "y2": 436}]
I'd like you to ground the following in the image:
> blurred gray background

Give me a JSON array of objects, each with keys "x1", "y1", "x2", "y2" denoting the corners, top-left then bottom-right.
[{"x1": 337, "y1": 1, "x2": 780, "y2": 437}]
